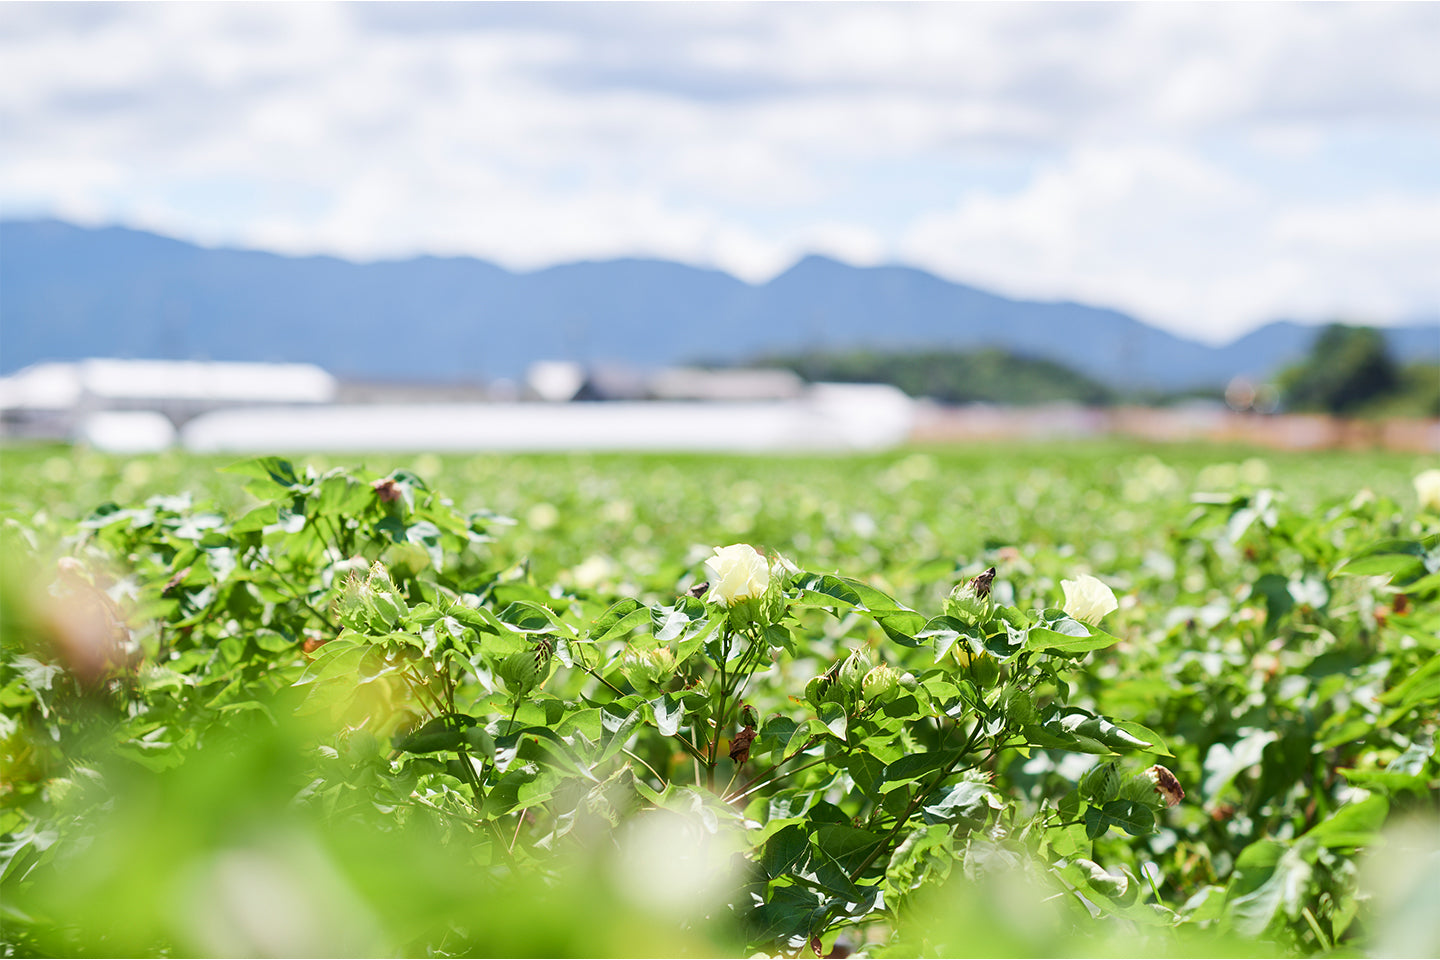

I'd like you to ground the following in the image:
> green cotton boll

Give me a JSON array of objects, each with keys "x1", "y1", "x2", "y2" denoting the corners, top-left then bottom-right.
[
  {"x1": 367, "y1": 590, "x2": 403, "y2": 632},
  {"x1": 498, "y1": 650, "x2": 543, "y2": 697},
  {"x1": 336, "y1": 572, "x2": 370, "y2": 632},
  {"x1": 944, "y1": 583, "x2": 991, "y2": 627},
  {"x1": 618, "y1": 653, "x2": 655, "y2": 692},
  {"x1": 1079, "y1": 762, "x2": 1121, "y2": 803},
  {"x1": 862, "y1": 663, "x2": 899, "y2": 702},
  {"x1": 365, "y1": 561, "x2": 406, "y2": 630},
  {"x1": 962, "y1": 647, "x2": 1000, "y2": 688},
  {"x1": 621, "y1": 647, "x2": 675, "y2": 692},
  {"x1": 1118, "y1": 770, "x2": 1162, "y2": 807},
  {"x1": 839, "y1": 647, "x2": 875, "y2": 694},
  {"x1": 724, "y1": 596, "x2": 765, "y2": 630},
  {"x1": 366, "y1": 560, "x2": 399, "y2": 595},
  {"x1": 804, "y1": 675, "x2": 828, "y2": 707},
  {"x1": 805, "y1": 673, "x2": 846, "y2": 708}
]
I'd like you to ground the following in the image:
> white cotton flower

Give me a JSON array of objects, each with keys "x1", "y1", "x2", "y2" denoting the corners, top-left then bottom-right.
[
  {"x1": 704, "y1": 544, "x2": 770, "y2": 607},
  {"x1": 1061, "y1": 574, "x2": 1119, "y2": 626},
  {"x1": 1414, "y1": 469, "x2": 1440, "y2": 513}
]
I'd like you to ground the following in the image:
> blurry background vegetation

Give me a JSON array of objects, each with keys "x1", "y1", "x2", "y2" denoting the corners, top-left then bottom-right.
[{"x1": 749, "y1": 322, "x2": 1438, "y2": 414}]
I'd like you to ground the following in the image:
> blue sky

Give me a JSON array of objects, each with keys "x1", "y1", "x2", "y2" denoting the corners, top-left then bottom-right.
[{"x1": 2, "y1": 2, "x2": 1438, "y2": 343}]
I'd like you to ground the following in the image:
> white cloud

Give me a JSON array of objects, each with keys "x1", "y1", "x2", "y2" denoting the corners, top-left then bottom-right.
[
  {"x1": 1, "y1": 2, "x2": 1438, "y2": 340},
  {"x1": 900, "y1": 146, "x2": 1440, "y2": 342}
]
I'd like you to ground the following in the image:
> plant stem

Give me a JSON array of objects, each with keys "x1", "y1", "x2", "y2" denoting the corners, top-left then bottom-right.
[
  {"x1": 726, "y1": 745, "x2": 827, "y2": 803},
  {"x1": 845, "y1": 716, "x2": 986, "y2": 885},
  {"x1": 707, "y1": 624, "x2": 736, "y2": 789}
]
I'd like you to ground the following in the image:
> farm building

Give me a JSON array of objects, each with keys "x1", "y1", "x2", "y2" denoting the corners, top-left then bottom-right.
[{"x1": 0, "y1": 359, "x2": 338, "y2": 451}]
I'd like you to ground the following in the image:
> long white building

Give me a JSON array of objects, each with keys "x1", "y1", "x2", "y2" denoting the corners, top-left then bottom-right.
[{"x1": 0, "y1": 359, "x2": 338, "y2": 451}]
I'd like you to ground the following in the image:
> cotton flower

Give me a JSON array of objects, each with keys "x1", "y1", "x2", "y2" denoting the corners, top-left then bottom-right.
[
  {"x1": 1061, "y1": 574, "x2": 1118, "y2": 626},
  {"x1": 1414, "y1": 469, "x2": 1440, "y2": 512},
  {"x1": 704, "y1": 544, "x2": 770, "y2": 606}
]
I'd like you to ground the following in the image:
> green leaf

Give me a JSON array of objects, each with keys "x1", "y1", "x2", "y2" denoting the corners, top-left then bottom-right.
[
  {"x1": 1025, "y1": 623, "x2": 1119, "y2": 655},
  {"x1": 762, "y1": 824, "x2": 810, "y2": 879},
  {"x1": 1111, "y1": 720, "x2": 1172, "y2": 757},
  {"x1": 231, "y1": 503, "x2": 279, "y2": 534},
  {"x1": 1377, "y1": 655, "x2": 1440, "y2": 712},
  {"x1": 597, "y1": 702, "x2": 644, "y2": 764},
  {"x1": 812, "y1": 824, "x2": 886, "y2": 873},
  {"x1": 1067, "y1": 858, "x2": 1137, "y2": 907},
  {"x1": 878, "y1": 610, "x2": 929, "y2": 646},
  {"x1": 883, "y1": 752, "x2": 950, "y2": 787},
  {"x1": 917, "y1": 616, "x2": 966, "y2": 661},
  {"x1": 395, "y1": 715, "x2": 468, "y2": 754},
  {"x1": 1226, "y1": 840, "x2": 1313, "y2": 936},
  {"x1": 586, "y1": 600, "x2": 647, "y2": 643},
  {"x1": 294, "y1": 639, "x2": 365, "y2": 686},
  {"x1": 1336, "y1": 539, "x2": 1429, "y2": 584},
  {"x1": 1303, "y1": 795, "x2": 1389, "y2": 849},
  {"x1": 845, "y1": 752, "x2": 886, "y2": 800},
  {"x1": 1083, "y1": 799, "x2": 1155, "y2": 839},
  {"x1": 499, "y1": 600, "x2": 570, "y2": 635},
  {"x1": 222, "y1": 456, "x2": 300, "y2": 491},
  {"x1": 1251, "y1": 573, "x2": 1295, "y2": 632},
  {"x1": 650, "y1": 693, "x2": 684, "y2": 738},
  {"x1": 1339, "y1": 767, "x2": 1430, "y2": 797},
  {"x1": 921, "y1": 781, "x2": 995, "y2": 825}
]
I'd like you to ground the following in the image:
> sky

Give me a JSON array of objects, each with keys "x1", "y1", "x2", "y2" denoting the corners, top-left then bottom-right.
[{"x1": 2, "y1": 1, "x2": 1438, "y2": 345}]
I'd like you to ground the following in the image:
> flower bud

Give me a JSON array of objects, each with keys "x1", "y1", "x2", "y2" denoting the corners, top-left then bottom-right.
[
  {"x1": 805, "y1": 670, "x2": 846, "y2": 708},
  {"x1": 861, "y1": 663, "x2": 899, "y2": 702},
  {"x1": 1079, "y1": 761, "x2": 1121, "y2": 803},
  {"x1": 336, "y1": 571, "x2": 370, "y2": 632},
  {"x1": 1061, "y1": 574, "x2": 1118, "y2": 626},
  {"x1": 1119, "y1": 764, "x2": 1184, "y2": 808},
  {"x1": 622, "y1": 646, "x2": 676, "y2": 691},
  {"x1": 838, "y1": 647, "x2": 874, "y2": 694},
  {"x1": 497, "y1": 641, "x2": 552, "y2": 697},
  {"x1": 1416, "y1": 469, "x2": 1440, "y2": 512},
  {"x1": 944, "y1": 575, "x2": 993, "y2": 627},
  {"x1": 365, "y1": 561, "x2": 405, "y2": 631}
]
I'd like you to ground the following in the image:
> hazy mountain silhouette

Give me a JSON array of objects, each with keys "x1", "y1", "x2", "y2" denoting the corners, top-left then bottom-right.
[{"x1": 2, "y1": 219, "x2": 1435, "y2": 388}]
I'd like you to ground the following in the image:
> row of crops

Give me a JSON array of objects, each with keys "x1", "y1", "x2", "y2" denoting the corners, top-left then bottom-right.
[{"x1": 1, "y1": 442, "x2": 1436, "y2": 957}]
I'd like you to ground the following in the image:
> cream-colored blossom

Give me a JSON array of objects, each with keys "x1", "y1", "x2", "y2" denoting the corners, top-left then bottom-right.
[
  {"x1": 1414, "y1": 469, "x2": 1440, "y2": 512},
  {"x1": 704, "y1": 544, "x2": 770, "y2": 606},
  {"x1": 1061, "y1": 574, "x2": 1118, "y2": 625}
]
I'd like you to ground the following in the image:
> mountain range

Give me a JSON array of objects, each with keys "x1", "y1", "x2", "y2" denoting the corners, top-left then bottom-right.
[{"x1": 1, "y1": 218, "x2": 1435, "y2": 390}]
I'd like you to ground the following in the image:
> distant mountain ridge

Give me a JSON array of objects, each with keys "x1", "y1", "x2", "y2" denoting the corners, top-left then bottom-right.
[{"x1": 1, "y1": 218, "x2": 1435, "y2": 389}]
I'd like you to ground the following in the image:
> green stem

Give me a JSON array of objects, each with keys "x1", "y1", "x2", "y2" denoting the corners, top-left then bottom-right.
[
  {"x1": 707, "y1": 624, "x2": 736, "y2": 789},
  {"x1": 727, "y1": 735, "x2": 824, "y2": 800},
  {"x1": 572, "y1": 644, "x2": 628, "y2": 697},
  {"x1": 727, "y1": 625, "x2": 770, "y2": 709},
  {"x1": 672, "y1": 729, "x2": 707, "y2": 764},
  {"x1": 253, "y1": 550, "x2": 332, "y2": 630},
  {"x1": 845, "y1": 716, "x2": 986, "y2": 886},
  {"x1": 622, "y1": 747, "x2": 665, "y2": 784},
  {"x1": 726, "y1": 752, "x2": 832, "y2": 805},
  {"x1": 1302, "y1": 906, "x2": 1332, "y2": 952}
]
